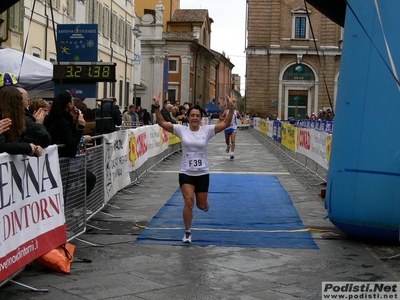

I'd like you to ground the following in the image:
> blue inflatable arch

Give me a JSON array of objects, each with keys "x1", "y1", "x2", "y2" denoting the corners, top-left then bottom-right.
[{"x1": 325, "y1": 0, "x2": 400, "y2": 242}]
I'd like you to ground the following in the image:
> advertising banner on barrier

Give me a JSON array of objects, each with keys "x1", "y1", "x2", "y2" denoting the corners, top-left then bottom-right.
[
  {"x1": 297, "y1": 128, "x2": 329, "y2": 170},
  {"x1": 127, "y1": 127, "x2": 148, "y2": 172},
  {"x1": 273, "y1": 121, "x2": 282, "y2": 143},
  {"x1": 267, "y1": 120, "x2": 274, "y2": 137},
  {"x1": 146, "y1": 125, "x2": 166, "y2": 158},
  {"x1": 103, "y1": 130, "x2": 131, "y2": 202},
  {"x1": 260, "y1": 119, "x2": 268, "y2": 135},
  {"x1": 168, "y1": 132, "x2": 181, "y2": 145},
  {"x1": 281, "y1": 123, "x2": 297, "y2": 152},
  {"x1": 0, "y1": 146, "x2": 66, "y2": 282}
]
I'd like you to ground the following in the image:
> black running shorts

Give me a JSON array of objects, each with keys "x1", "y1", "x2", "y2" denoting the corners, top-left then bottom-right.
[{"x1": 179, "y1": 173, "x2": 210, "y2": 193}]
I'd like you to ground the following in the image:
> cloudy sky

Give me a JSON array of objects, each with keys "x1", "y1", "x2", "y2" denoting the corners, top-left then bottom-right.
[{"x1": 180, "y1": 0, "x2": 247, "y2": 92}]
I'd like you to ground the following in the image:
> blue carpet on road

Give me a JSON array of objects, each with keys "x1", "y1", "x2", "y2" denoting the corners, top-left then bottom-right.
[{"x1": 135, "y1": 174, "x2": 318, "y2": 249}]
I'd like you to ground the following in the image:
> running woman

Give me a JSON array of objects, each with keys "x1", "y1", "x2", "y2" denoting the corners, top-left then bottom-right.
[{"x1": 153, "y1": 92, "x2": 235, "y2": 243}]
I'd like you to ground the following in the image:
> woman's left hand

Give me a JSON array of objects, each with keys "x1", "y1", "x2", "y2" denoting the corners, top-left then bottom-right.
[
  {"x1": 34, "y1": 145, "x2": 43, "y2": 156},
  {"x1": 0, "y1": 118, "x2": 12, "y2": 135}
]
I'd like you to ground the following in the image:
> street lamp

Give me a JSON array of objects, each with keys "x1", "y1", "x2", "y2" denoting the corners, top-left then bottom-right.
[
  {"x1": 133, "y1": 24, "x2": 142, "y2": 107},
  {"x1": 163, "y1": 48, "x2": 169, "y2": 101},
  {"x1": 240, "y1": 89, "x2": 246, "y2": 113}
]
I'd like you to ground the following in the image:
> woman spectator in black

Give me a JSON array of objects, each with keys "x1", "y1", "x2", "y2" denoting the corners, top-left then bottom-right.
[
  {"x1": 44, "y1": 91, "x2": 96, "y2": 196},
  {"x1": 0, "y1": 86, "x2": 43, "y2": 156},
  {"x1": 136, "y1": 105, "x2": 144, "y2": 124},
  {"x1": 142, "y1": 108, "x2": 152, "y2": 125},
  {"x1": 44, "y1": 91, "x2": 86, "y2": 157}
]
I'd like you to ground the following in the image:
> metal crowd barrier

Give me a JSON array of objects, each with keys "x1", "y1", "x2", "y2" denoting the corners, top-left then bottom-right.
[
  {"x1": 250, "y1": 128, "x2": 328, "y2": 182},
  {"x1": 0, "y1": 126, "x2": 184, "y2": 289},
  {"x1": 119, "y1": 121, "x2": 144, "y2": 130},
  {"x1": 129, "y1": 140, "x2": 182, "y2": 185},
  {"x1": 60, "y1": 155, "x2": 88, "y2": 241},
  {"x1": 60, "y1": 130, "x2": 182, "y2": 243}
]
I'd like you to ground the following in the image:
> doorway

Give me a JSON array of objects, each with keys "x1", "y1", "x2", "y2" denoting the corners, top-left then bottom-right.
[{"x1": 288, "y1": 90, "x2": 308, "y2": 120}]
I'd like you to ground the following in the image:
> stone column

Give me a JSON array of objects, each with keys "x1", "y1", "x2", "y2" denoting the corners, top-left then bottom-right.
[
  {"x1": 151, "y1": 50, "x2": 166, "y2": 102},
  {"x1": 181, "y1": 55, "x2": 191, "y2": 103}
]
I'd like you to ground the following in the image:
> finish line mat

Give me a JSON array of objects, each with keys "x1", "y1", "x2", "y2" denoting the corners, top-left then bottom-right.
[{"x1": 135, "y1": 174, "x2": 318, "y2": 249}]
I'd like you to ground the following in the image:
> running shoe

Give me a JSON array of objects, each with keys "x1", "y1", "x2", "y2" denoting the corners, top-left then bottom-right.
[
  {"x1": 204, "y1": 199, "x2": 210, "y2": 212},
  {"x1": 226, "y1": 144, "x2": 231, "y2": 153},
  {"x1": 230, "y1": 152, "x2": 235, "y2": 160},
  {"x1": 182, "y1": 231, "x2": 192, "y2": 243}
]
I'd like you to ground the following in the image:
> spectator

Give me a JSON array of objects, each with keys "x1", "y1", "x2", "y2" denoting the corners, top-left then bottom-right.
[
  {"x1": 136, "y1": 105, "x2": 144, "y2": 124},
  {"x1": 171, "y1": 106, "x2": 179, "y2": 119},
  {"x1": 44, "y1": 90, "x2": 96, "y2": 196},
  {"x1": 123, "y1": 105, "x2": 139, "y2": 124},
  {"x1": 29, "y1": 98, "x2": 50, "y2": 116},
  {"x1": 310, "y1": 112, "x2": 317, "y2": 120},
  {"x1": 142, "y1": 108, "x2": 152, "y2": 125},
  {"x1": 44, "y1": 91, "x2": 86, "y2": 157},
  {"x1": 74, "y1": 98, "x2": 95, "y2": 141},
  {"x1": 95, "y1": 98, "x2": 122, "y2": 134},
  {"x1": 0, "y1": 86, "x2": 43, "y2": 156},
  {"x1": 18, "y1": 88, "x2": 51, "y2": 148},
  {"x1": 161, "y1": 102, "x2": 177, "y2": 124},
  {"x1": 326, "y1": 109, "x2": 334, "y2": 121},
  {"x1": 176, "y1": 105, "x2": 188, "y2": 124},
  {"x1": 318, "y1": 109, "x2": 324, "y2": 120}
]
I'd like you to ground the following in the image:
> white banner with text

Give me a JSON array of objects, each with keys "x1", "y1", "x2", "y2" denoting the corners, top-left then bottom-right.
[{"x1": 0, "y1": 146, "x2": 66, "y2": 281}]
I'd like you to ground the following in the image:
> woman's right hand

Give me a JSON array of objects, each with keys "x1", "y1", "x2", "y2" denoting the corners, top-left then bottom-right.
[
  {"x1": 226, "y1": 94, "x2": 236, "y2": 106},
  {"x1": 33, "y1": 108, "x2": 46, "y2": 124},
  {"x1": 152, "y1": 91, "x2": 161, "y2": 107},
  {"x1": 77, "y1": 113, "x2": 86, "y2": 126}
]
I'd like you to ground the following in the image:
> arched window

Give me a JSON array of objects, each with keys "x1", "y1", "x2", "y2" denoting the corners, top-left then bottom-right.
[{"x1": 283, "y1": 64, "x2": 315, "y2": 81}]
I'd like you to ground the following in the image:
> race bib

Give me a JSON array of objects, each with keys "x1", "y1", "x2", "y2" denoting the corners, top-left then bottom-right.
[{"x1": 185, "y1": 152, "x2": 208, "y2": 171}]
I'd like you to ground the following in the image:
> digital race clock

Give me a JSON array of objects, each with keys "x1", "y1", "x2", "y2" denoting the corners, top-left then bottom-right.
[{"x1": 52, "y1": 62, "x2": 116, "y2": 82}]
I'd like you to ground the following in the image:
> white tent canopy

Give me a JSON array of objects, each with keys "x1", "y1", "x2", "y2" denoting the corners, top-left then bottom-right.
[{"x1": 0, "y1": 47, "x2": 54, "y2": 98}]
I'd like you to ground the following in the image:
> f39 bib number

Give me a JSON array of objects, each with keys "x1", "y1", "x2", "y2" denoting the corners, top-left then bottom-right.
[{"x1": 185, "y1": 152, "x2": 208, "y2": 171}]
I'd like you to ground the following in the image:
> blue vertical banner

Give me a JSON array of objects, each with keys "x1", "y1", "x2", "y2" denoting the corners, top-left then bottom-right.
[
  {"x1": 57, "y1": 24, "x2": 98, "y2": 62},
  {"x1": 164, "y1": 58, "x2": 169, "y2": 93},
  {"x1": 56, "y1": 24, "x2": 98, "y2": 97}
]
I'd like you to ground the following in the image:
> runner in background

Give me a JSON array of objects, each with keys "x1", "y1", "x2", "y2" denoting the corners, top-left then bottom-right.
[{"x1": 219, "y1": 101, "x2": 243, "y2": 159}]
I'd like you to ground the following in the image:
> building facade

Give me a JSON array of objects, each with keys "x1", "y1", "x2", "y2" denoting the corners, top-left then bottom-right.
[
  {"x1": 1, "y1": 0, "x2": 236, "y2": 112},
  {"x1": 135, "y1": 1, "x2": 234, "y2": 111},
  {"x1": 245, "y1": 0, "x2": 342, "y2": 119},
  {"x1": 1, "y1": 0, "x2": 136, "y2": 108}
]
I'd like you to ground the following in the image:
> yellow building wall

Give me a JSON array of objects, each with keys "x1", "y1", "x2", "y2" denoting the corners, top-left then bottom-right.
[{"x1": 135, "y1": 0, "x2": 180, "y2": 29}]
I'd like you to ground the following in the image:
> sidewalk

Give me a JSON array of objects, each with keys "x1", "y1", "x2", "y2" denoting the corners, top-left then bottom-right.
[{"x1": 2, "y1": 129, "x2": 399, "y2": 300}]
